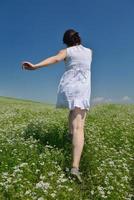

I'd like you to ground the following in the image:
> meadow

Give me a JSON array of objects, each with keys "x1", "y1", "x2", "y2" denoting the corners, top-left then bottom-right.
[{"x1": 0, "y1": 96, "x2": 133, "y2": 200}]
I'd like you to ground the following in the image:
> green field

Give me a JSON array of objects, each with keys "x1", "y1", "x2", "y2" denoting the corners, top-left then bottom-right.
[{"x1": 0, "y1": 96, "x2": 133, "y2": 200}]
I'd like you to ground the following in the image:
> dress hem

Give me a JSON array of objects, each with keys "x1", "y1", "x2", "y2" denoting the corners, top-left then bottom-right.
[{"x1": 56, "y1": 98, "x2": 90, "y2": 111}]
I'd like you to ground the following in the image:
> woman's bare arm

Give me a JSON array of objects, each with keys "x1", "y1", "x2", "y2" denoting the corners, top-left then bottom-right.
[{"x1": 22, "y1": 49, "x2": 67, "y2": 70}]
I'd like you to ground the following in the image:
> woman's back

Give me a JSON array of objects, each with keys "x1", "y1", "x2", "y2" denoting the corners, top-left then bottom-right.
[{"x1": 64, "y1": 44, "x2": 92, "y2": 71}]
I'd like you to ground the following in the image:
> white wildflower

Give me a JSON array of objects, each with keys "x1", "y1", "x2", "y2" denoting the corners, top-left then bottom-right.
[
  {"x1": 91, "y1": 190, "x2": 94, "y2": 195},
  {"x1": 97, "y1": 186, "x2": 105, "y2": 196},
  {"x1": 108, "y1": 185, "x2": 114, "y2": 190},
  {"x1": 25, "y1": 190, "x2": 31, "y2": 195},
  {"x1": 40, "y1": 162, "x2": 44, "y2": 166},
  {"x1": 40, "y1": 174, "x2": 46, "y2": 180},
  {"x1": 109, "y1": 161, "x2": 115, "y2": 166},
  {"x1": 60, "y1": 178, "x2": 68, "y2": 183},
  {"x1": 35, "y1": 169, "x2": 40, "y2": 174},
  {"x1": 68, "y1": 188, "x2": 73, "y2": 191},
  {"x1": 65, "y1": 167, "x2": 69, "y2": 172},
  {"x1": 38, "y1": 197, "x2": 44, "y2": 200},
  {"x1": 50, "y1": 193, "x2": 56, "y2": 198},
  {"x1": 48, "y1": 171, "x2": 55, "y2": 176},
  {"x1": 36, "y1": 181, "x2": 50, "y2": 190},
  {"x1": 19, "y1": 162, "x2": 28, "y2": 168}
]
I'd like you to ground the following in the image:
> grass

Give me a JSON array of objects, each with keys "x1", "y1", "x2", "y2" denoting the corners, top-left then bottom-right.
[{"x1": 0, "y1": 96, "x2": 133, "y2": 200}]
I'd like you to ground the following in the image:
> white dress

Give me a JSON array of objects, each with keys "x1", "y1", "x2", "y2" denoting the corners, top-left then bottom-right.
[{"x1": 56, "y1": 44, "x2": 92, "y2": 111}]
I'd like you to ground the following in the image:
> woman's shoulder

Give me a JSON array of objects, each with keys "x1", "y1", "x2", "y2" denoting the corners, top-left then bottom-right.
[
  {"x1": 57, "y1": 48, "x2": 68, "y2": 61},
  {"x1": 82, "y1": 44, "x2": 92, "y2": 52}
]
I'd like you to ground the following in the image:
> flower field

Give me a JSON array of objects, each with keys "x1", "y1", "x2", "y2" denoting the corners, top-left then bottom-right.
[{"x1": 0, "y1": 96, "x2": 134, "y2": 200}]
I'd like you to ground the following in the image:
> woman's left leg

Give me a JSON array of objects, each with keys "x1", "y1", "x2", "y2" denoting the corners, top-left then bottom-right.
[
  {"x1": 68, "y1": 110, "x2": 73, "y2": 135},
  {"x1": 68, "y1": 110, "x2": 74, "y2": 141}
]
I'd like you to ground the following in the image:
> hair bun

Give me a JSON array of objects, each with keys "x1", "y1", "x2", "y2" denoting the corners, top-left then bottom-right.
[
  {"x1": 71, "y1": 32, "x2": 79, "y2": 37},
  {"x1": 63, "y1": 29, "x2": 81, "y2": 47}
]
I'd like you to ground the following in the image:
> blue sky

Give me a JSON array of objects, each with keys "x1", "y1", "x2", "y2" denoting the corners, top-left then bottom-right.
[{"x1": 0, "y1": 0, "x2": 134, "y2": 105}]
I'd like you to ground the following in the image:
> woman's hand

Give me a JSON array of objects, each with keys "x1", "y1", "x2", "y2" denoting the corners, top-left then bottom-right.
[{"x1": 21, "y1": 61, "x2": 36, "y2": 70}]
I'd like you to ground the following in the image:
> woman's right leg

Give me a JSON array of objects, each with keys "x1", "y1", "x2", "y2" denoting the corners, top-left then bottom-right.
[{"x1": 71, "y1": 107, "x2": 87, "y2": 169}]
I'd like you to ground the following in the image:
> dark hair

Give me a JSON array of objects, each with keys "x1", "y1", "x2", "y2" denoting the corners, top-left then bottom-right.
[{"x1": 63, "y1": 29, "x2": 81, "y2": 47}]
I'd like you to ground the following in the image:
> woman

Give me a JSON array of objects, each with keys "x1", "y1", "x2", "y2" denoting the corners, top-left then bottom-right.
[{"x1": 21, "y1": 29, "x2": 93, "y2": 183}]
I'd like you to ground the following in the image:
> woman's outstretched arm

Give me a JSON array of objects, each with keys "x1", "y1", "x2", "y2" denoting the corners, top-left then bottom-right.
[{"x1": 21, "y1": 49, "x2": 66, "y2": 70}]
